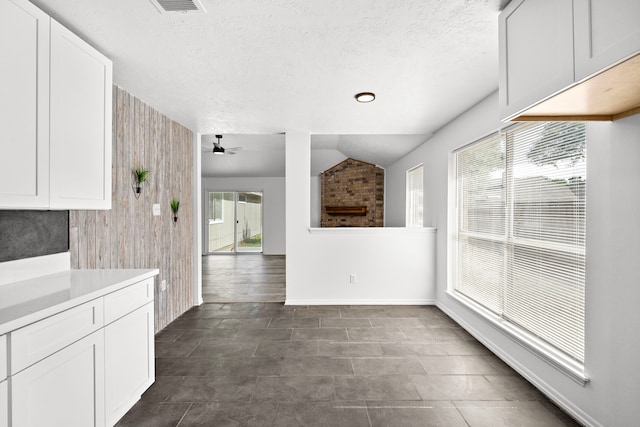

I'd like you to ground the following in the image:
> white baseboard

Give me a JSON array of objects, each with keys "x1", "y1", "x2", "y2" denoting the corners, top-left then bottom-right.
[
  {"x1": 436, "y1": 301, "x2": 602, "y2": 427},
  {"x1": 0, "y1": 252, "x2": 71, "y2": 286},
  {"x1": 285, "y1": 299, "x2": 436, "y2": 306}
]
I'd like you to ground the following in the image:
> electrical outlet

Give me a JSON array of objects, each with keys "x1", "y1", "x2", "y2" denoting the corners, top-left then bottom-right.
[
  {"x1": 161, "y1": 280, "x2": 167, "y2": 291},
  {"x1": 349, "y1": 274, "x2": 357, "y2": 284},
  {"x1": 153, "y1": 204, "x2": 161, "y2": 216}
]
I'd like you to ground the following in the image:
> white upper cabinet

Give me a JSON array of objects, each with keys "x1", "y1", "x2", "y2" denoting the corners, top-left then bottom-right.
[
  {"x1": 500, "y1": 0, "x2": 640, "y2": 121},
  {"x1": 49, "y1": 20, "x2": 112, "y2": 210},
  {"x1": 499, "y1": 0, "x2": 575, "y2": 120},
  {"x1": 0, "y1": 0, "x2": 50, "y2": 208},
  {"x1": 0, "y1": 0, "x2": 112, "y2": 210},
  {"x1": 574, "y1": 0, "x2": 640, "y2": 81}
]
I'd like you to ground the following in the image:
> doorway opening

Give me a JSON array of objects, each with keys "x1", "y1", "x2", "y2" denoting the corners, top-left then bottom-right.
[{"x1": 207, "y1": 191, "x2": 263, "y2": 253}]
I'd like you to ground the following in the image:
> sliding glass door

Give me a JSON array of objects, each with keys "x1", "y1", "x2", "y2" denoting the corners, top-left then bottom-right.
[
  {"x1": 235, "y1": 192, "x2": 263, "y2": 252},
  {"x1": 207, "y1": 191, "x2": 263, "y2": 253}
]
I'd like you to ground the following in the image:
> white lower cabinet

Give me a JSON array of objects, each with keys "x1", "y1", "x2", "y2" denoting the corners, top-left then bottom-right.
[
  {"x1": 11, "y1": 330, "x2": 105, "y2": 427},
  {"x1": 0, "y1": 335, "x2": 6, "y2": 427},
  {"x1": 0, "y1": 380, "x2": 7, "y2": 427},
  {"x1": 105, "y1": 301, "x2": 154, "y2": 426},
  {"x1": 10, "y1": 299, "x2": 103, "y2": 375},
  {"x1": 2, "y1": 275, "x2": 156, "y2": 427},
  {"x1": 0, "y1": 335, "x2": 6, "y2": 381}
]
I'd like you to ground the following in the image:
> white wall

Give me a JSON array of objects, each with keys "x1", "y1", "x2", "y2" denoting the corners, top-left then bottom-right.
[
  {"x1": 286, "y1": 131, "x2": 437, "y2": 305},
  {"x1": 310, "y1": 175, "x2": 321, "y2": 227},
  {"x1": 387, "y1": 145, "x2": 430, "y2": 227},
  {"x1": 193, "y1": 132, "x2": 203, "y2": 305},
  {"x1": 387, "y1": 90, "x2": 640, "y2": 427},
  {"x1": 201, "y1": 177, "x2": 286, "y2": 255}
]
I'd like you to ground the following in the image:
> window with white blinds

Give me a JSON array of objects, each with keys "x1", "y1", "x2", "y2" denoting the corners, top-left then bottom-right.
[
  {"x1": 455, "y1": 122, "x2": 586, "y2": 363},
  {"x1": 406, "y1": 164, "x2": 424, "y2": 227}
]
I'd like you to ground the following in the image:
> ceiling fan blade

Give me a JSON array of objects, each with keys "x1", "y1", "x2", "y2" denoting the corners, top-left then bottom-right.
[{"x1": 226, "y1": 146, "x2": 242, "y2": 151}]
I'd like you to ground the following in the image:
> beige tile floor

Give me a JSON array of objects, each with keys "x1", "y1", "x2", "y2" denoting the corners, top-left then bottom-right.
[{"x1": 117, "y1": 302, "x2": 581, "y2": 427}]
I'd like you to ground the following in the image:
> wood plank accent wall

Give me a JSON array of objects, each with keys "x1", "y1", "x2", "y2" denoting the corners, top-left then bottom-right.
[{"x1": 70, "y1": 86, "x2": 194, "y2": 332}]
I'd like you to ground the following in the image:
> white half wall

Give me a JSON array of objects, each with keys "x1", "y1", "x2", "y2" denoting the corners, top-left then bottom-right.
[
  {"x1": 286, "y1": 131, "x2": 437, "y2": 305},
  {"x1": 201, "y1": 177, "x2": 286, "y2": 255},
  {"x1": 289, "y1": 227, "x2": 436, "y2": 304},
  {"x1": 387, "y1": 90, "x2": 640, "y2": 427}
]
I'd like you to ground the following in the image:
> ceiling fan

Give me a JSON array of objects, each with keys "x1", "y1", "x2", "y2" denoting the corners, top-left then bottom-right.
[{"x1": 203, "y1": 134, "x2": 242, "y2": 156}]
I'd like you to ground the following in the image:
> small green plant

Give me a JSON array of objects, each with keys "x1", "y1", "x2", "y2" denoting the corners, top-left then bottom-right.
[
  {"x1": 134, "y1": 167, "x2": 150, "y2": 184},
  {"x1": 132, "y1": 167, "x2": 150, "y2": 198},
  {"x1": 170, "y1": 199, "x2": 181, "y2": 215}
]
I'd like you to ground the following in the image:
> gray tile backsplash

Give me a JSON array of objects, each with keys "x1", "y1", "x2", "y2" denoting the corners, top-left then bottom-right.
[{"x1": 0, "y1": 210, "x2": 69, "y2": 263}]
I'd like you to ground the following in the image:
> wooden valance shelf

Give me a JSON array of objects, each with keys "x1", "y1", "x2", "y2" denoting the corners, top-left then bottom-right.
[
  {"x1": 513, "y1": 53, "x2": 640, "y2": 122},
  {"x1": 325, "y1": 206, "x2": 367, "y2": 216}
]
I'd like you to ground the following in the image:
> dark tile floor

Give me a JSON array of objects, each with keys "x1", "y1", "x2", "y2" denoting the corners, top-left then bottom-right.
[
  {"x1": 116, "y1": 303, "x2": 581, "y2": 427},
  {"x1": 202, "y1": 256, "x2": 285, "y2": 303}
]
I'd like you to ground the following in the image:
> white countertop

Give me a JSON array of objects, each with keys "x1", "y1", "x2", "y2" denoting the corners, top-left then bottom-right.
[{"x1": 0, "y1": 269, "x2": 159, "y2": 335}]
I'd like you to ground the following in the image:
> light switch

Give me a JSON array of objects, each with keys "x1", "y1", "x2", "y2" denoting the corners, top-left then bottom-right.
[{"x1": 153, "y1": 204, "x2": 161, "y2": 216}]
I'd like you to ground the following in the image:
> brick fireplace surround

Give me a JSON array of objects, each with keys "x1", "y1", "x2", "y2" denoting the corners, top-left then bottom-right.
[{"x1": 320, "y1": 158, "x2": 384, "y2": 227}]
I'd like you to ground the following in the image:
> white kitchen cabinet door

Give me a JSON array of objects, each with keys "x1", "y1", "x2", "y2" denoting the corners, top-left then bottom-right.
[
  {"x1": 0, "y1": 0, "x2": 49, "y2": 208},
  {"x1": 499, "y1": 0, "x2": 575, "y2": 120},
  {"x1": 0, "y1": 380, "x2": 7, "y2": 427},
  {"x1": 574, "y1": 0, "x2": 640, "y2": 81},
  {"x1": 10, "y1": 298, "x2": 103, "y2": 375},
  {"x1": 0, "y1": 335, "x2": 6, "y2": 381},
  {"x1": 11, "y1": 330, "x2": 105, "y2": 427},
  {"x1": 104, "y1": 302, "x2": 154, "y2": 426},
  {"x1": 49, "y1": 19, "x2": 112, "y2": 210}
]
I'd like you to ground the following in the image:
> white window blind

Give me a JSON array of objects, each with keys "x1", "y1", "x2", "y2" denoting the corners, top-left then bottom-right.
[
  {"x1": 406, "y1": 165, "x2": 424, "y2": 227},
  {"x1": 455, "y1": 122, "x2": 586, "y2": 363}
]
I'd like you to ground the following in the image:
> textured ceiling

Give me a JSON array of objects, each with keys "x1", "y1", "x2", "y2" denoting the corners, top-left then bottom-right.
[
  {"x1": 31, "y1": 0, "x2": 503, "y2": 137},
  {"x1": 201, "y1": 134, "x2": 430, "y2": 177},
  {"x1": 31, "y1": 0, "x2": 504, "y2": 177}
]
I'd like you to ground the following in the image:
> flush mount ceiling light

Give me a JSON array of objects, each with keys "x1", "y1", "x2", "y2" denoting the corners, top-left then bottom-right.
[{"x1": 355, "y1": 92, "x2": 376, "y2": 103}]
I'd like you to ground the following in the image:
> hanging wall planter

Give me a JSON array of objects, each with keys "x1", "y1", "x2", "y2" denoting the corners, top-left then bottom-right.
[
  {"x1": 170, "y1": 198, "x2": 181, "y2": 225},
  {"x1": 132, "y1": 167, "x2": 150, "y2": 199}
]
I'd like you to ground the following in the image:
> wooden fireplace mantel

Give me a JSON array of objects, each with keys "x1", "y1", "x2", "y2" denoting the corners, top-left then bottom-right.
[{"x1": 325, "y1": 206, "x2": 367, "y2": 216}]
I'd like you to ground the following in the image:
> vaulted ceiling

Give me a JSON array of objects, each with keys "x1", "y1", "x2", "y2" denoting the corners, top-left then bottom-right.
[{"x1": 31, "y1": 0, "x2": 505, "y2": 175}]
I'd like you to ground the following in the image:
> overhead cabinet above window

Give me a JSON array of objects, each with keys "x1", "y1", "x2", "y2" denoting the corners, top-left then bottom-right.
[
  {"x1": 499, "y1": 0, "x2": 640, "y2": 122},
  {"x1": 0, "y1": 0, "x2": 112, "y2": 210}
]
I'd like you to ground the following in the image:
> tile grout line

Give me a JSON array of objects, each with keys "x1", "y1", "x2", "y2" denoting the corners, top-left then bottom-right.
[
  {"x1": 364, "y1": 400, "x2": 373, "y2": 427},
  {"x1": 174, "y1": 402, "x2": 193, "y2": 427},
  {"x1": 183, "y1": 341, "x2": 201, "y2": 358}
]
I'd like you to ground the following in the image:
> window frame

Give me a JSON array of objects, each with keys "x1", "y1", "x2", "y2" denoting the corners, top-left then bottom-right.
[
  {"x1": 406, "y1": 163, "x2": 424, "y2": 228},
  {"x1": 447, "y1": 123, "x2": 589, "y2": 385}
]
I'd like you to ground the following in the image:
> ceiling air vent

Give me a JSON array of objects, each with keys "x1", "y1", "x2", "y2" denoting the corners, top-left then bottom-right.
[{"x1": 149, "y1": 0, "x2": 206, "y2": 14}]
